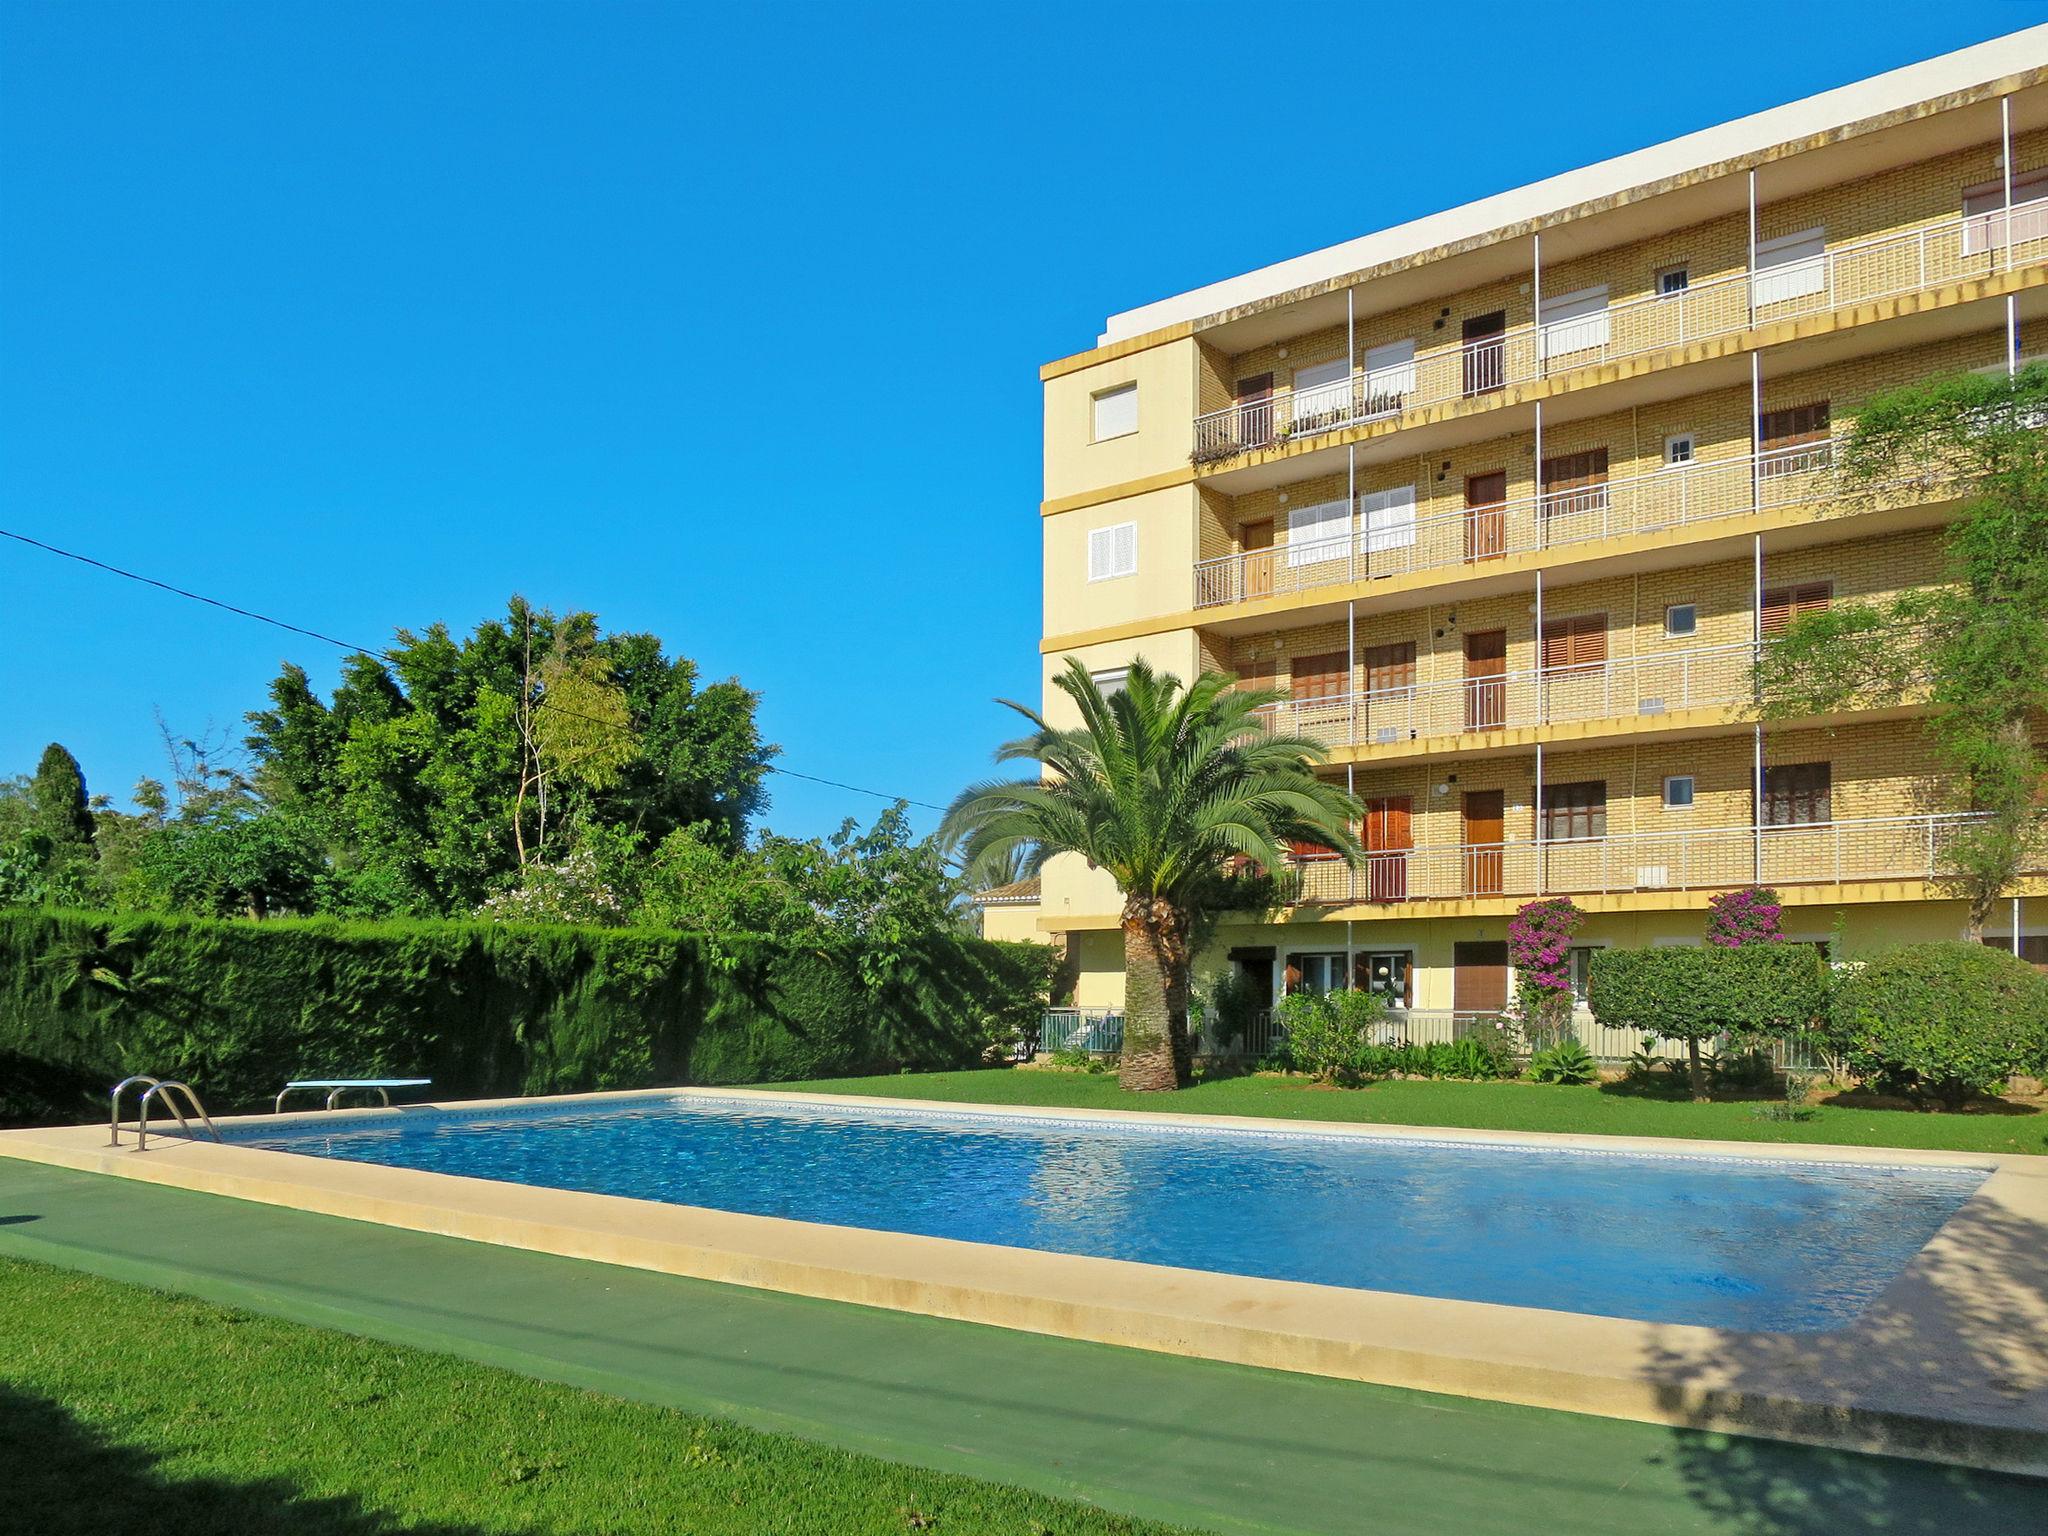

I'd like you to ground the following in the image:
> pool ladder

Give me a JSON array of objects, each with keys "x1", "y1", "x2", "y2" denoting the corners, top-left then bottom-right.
[{"x1": 110, "y1": 1075, "x2": 223, "y2": 1152}]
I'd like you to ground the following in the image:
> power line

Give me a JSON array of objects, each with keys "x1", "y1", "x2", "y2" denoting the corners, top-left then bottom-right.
[{"x1": 0, "y1": 524, "x2": 946, "y2": 814}]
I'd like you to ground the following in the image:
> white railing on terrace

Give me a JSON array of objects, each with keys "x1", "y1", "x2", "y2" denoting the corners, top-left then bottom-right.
[
  {"x1": 1191, "y1": 206, "x2": 2048, "y2": 462},
  {"x1": 1194, "y1": 440, "x2": 1840, "y2": 608},
  {"x1": 1256, "y1": 635, "x2": 1770, "y2": 748},
  {"x1": 1041, "y1": 1006, "x2": 1821, "y2": 1067},
  {"x1": 1287, "y1": 811, "x2": 2032, "y2": 905}
]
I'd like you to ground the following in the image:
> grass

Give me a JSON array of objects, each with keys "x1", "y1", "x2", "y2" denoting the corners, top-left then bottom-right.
[
  {"x1": 0, "y1": 1257, "x2": 1191, "y2": 1536},
  {"x1": 774, "y1": 1068, "x2": 2048, "y2": 1156}
]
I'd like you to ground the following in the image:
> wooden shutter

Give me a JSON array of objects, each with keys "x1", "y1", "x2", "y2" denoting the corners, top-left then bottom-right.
[
  {"x1": 1540, "y1": 780, "x2": 1608, "y2": 841},
  {"x1": 1289, "y1": 651, "x2": 1348, "y2": 702},
  {"x1": 1762, "y1": 762, "x2": 1832, "y2": 826},
  {"x1": 1540, "y1": 614, "x2": 1608, "y2": 673},
  {"x1": 1362, "y1": 641, "x2": 1416, "y2": 695},
  {"x1": 1760, "y1": 401, "x2": 1831, "y2": 450},
  {"x1": 1761, "y1": 582, "x2": 1832, "y2": 637},
  {"x1": 1539, "y1": 447, "x2": 1609, "y2": 509}
]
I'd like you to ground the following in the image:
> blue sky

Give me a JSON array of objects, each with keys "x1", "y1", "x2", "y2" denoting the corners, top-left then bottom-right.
[{"x1": 3, "y1": 2, "x2": 2043, "y2": 840}]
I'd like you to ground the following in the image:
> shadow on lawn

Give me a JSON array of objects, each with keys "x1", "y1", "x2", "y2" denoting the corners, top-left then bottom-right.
[
  {"x1": 0, "y1": 1384, "x2": 488, "y2": 1536},
  {"x1": 1643, "y1": 1194, "x2": 2048, "y2": 1532}
]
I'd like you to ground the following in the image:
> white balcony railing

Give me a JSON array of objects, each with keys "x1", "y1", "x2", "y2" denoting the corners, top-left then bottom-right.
[
  {"x1": 1194, "y1": 440, "x2": 1842, "y2": 608},
  {"x1": 1287, "y1": 811, "x2": 2030, "y2": 905},
  {"x1": 1255, "y1": 635, "x2": 1772, "y2": 748},
  {"x1": 1191, "y1": 205, "x2": 2048, "y2": 462}
]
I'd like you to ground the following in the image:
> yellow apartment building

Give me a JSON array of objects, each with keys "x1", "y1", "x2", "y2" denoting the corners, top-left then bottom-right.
[{"x1": 1029, "y1": 31, "x2": 2048, "y2": 1040}]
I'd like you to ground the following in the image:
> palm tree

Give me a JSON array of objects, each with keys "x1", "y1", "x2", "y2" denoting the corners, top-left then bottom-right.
[{"x1": 943, "y1": 658, "x2": 1363, "y2": 1091}]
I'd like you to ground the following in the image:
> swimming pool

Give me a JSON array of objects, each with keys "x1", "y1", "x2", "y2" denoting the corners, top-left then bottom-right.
[{"x1": 229, "y1": 1095, "x2": 1985, "y2": 1332}]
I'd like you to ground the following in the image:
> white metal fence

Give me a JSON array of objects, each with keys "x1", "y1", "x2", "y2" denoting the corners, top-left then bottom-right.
[
  {"x1": 1193, "y1": 440, "x2": 1846, "y2": 608},
  {"x1": 1190, "y1": 206, "x2": 2048, "y2": 462}
]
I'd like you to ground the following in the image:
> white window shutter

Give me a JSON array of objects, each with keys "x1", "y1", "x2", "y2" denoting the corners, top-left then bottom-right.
[
  {"x1": 1286, "y1": 500, "x2": 1350, "y2": 568},
  {"x1": 1092, "y1": 383, "x2": 1137, "y2": 440},
  {"x1": 1538, "y1": 286, "x2": 1610, "y2": 360},
  {"x1": 1112, "y1": 521, "x2": 1137, "y2": 577},
  {"x1": 1088, "y1": 527, "x2": 1112, "y2": 582},
  {"x1": 1290, "y1": 358, "x2": 1349, "y2": 423},
  {"x1": 1752, "y1": 228, "x2": 1825, "y2": 306},
  {"x1": 1362, "y1": 485, "x2": 1417, "y2": 552},
  {"x1": 1363, "y1": 339, "x2": 1416, "y2": 399}
]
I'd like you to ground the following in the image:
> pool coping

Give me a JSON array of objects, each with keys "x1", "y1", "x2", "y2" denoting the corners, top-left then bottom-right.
[{"x1": 4, "y1": 1085, "x2": 2045, "y2": 1476}]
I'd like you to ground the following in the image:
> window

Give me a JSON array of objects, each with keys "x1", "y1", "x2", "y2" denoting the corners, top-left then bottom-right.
[
  {"x1": 1665, "y1": 603, "x2": 1698, "y2": 637},
  {"x1": 1359, "y1": 951, "x2": 1414, "y2": 1007},
  {"x1": 1086, "y1": 522, "x2": 1138, "y2": 581},
  {"x1": 1664, "y1": 433, "x2": 1696, "y2": 465},
  {"x1": 1540, "y1": 613, "x2": 1608, "y2": 674},
  {"x1": 1538, "y1": 284, "x2": 1611, "y2": 359},
  {"x1": 1759, "y1": 401, "x2": 1831, "y2": 477},
  {"x1": 1291, "y1": 358, "x2": 1350, "y2": 426},
  {"x1": 1980, "y1": 934, "x2": 2048, "y2": 972},
  {"x1": 1663, "y1": 774, "x2": 1696, "y2": 809},
  {"x1": 1091, "y1": 383, "x2": 1137, "y2": 441},
  {"x1": 1540, "y1": 447, "x2": 1610, "y2": 517},
  {"x1": 1362, "y1": 339, "x2": 1416, "y2": 407},
  {"x1": 1362, "y1": 641, "x2": 1417, "y2": 698},
  {"x1": 1752, "y1": 227, "x2": 1826, "y2": 306},
  {"x1": 1286, "y1": 499, "x2": 1351, "y2": 568},
  {"x1": 1541, "y1": 780, "x2": 1608, "y2": 841},
  {"x1": 1761, "y1": 762, "x2": 1831, "y2": 826},
  {"x1": 1288, "y1": 953, "x2": 1347, "y2": 993},
  {"x1": 1761, "y1": 581, "x2": 1832, "y2": 637},
  {"x1": 1288, "y1": 650, "x2": 1348, "y2": 704},
  {"x1": 1566, "y1": 946, "x2": 1602, "y2": 1004},
  {"x1": 1361, "y1": 484, "x2": 1417, "y2": 554},
  {"x1": 1656, "y1": 264, "x2": 1690, "y2": 297},
  {"x1": 1089, "y1": 667, "x2": 1129, "y2": 697},
  {"x1": 1962, "y1": 167, "x2": 2048, "y2": 255}
]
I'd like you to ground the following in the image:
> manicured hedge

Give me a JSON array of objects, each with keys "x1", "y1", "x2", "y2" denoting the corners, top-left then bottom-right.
[
  {"x1": 1830, "y1": 942, "x2": 2048, "y2": 1105},
  {"x1": 1587, "y1": 943, "x2": 1830, "y2": 1044},
  {"x1": 0, "y1": 909, "x2": 1051, "y2": 1126}
]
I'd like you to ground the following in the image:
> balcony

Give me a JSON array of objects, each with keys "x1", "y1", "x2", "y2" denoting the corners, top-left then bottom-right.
[
  {"x1": 1195, "y1": 441, "x2": 1843, "y2": 609},
  {"x1": 1191, "y1": 205, "x2": 2048, "y2": 464},
  {"x1": 1256, "y1": 635, "x2": 1771, "y2": 750},
  {"x1": 1287, "y1": 811, "x2": 2029, "y2": 905}
]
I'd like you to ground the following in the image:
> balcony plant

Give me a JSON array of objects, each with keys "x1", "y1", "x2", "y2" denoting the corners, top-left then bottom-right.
[{"x1": 943, "y1": 658, "x2": 1363, "y2": 1092}]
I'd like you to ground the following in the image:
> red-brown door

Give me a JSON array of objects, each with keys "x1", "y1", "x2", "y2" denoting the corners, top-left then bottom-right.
[
  {"x1": 1464, "y1": 470, "x2": 1507, "y2": 562},
  {"x1": 1240, "y1": 519, "x2": 1275, "y2": 601},
  {"x1": 1462, "y1": 311, "x2": 1506, "y2": 396},
  {"x1": 1463, "y1": 789, "x2": 1505, "y2": 896},
  {"x1": 1236, "y1": 373, "x2": 1275, "y2": 448},
  {"x1": 1453, "y1": 940, "x2": 1510, "y2": 1017},
  {"x1": 1362, "y1": 795, "x2": 1412, "y2": 902},
  {"x1": 1464, "y1": 629, "x2": 1507, "y2": 731}
]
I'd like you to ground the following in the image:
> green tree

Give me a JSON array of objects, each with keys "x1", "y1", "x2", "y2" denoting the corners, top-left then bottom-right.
[
  {"x1": 1757, "y1": 364, "x2": 2048, "y2": 937},
  {"x1": 941, "y1": 658, "x2": 1362, "y2": 1092}
]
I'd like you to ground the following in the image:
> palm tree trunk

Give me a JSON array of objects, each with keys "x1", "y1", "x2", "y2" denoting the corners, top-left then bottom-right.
[{"x1": 1120, "y1": 897, "x2": 1190, "y2": 1092}]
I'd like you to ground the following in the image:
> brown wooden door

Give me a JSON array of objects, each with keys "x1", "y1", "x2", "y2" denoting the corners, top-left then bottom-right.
[
  {"x1": 1236, "y1": 373, "x2": 1275, "y2": 447},
  {"x1": 1237, "y1": 657, "x2": 1279, "y2": 731},
  {"x1": 1464, "y1": 470, "x2": 1507, "y2": 562},
  {"x1": 1463, "y1": 629, "x2": 1507, "y2": 731},
  {"x1": 1453, "y1": 940, "x2": 1510, "y2": 1017},
  {"x1": 1241, "y1": 519, "x2": 1275, "y2": 601},
  {"x1": 1463, "y1": 789, "x2": 1505, "y2": 896},
  {"x1": 1462, "y1": 311, "x2": 1506, "y2": 396},
  {"x1": 1362, "y1": 795, "x2": 1412, "y2": 902}
]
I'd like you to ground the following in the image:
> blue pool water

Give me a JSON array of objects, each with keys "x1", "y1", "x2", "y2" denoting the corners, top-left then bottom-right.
[{"x1": 232, "y1": 1096, "x2": 1987, "y2": 1331}]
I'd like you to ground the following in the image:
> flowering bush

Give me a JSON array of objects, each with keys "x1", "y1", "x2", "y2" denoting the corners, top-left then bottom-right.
[
  {"x1": 1706, "y1": 887, "x2": 1784, "y2": 947},
  {"x1": 1508, "y1": 896, "x2": 1583, "y2": 1047}
]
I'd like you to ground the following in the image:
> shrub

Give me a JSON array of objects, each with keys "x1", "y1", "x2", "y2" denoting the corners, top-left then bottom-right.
[
  {"x1": 1201, "y1": 968, "x2": 1262, "y2": 1055},
  {"x1": 0, "y1": 908, "x2": 1052, "y2": 1125},
  {"x1": 1526, "y1": 1037, "x2": 1597, "y2": 1085},
  {"x1": 1829, "y1": 942, "x2": 2048, "y2": 1107},
  {"x1": 1706, "y1": 887, "x2": 1785, "y2": 947},
  {"x1": 1590, "y1": 944, "x2": 1828, "y2": 1100},
  {"x1": 1273, "y1": 988, "x2": 1385, "y2": 1084},
  {"x1": 1508, "y1": 897, "x2": 1583, "y2": 1049}
]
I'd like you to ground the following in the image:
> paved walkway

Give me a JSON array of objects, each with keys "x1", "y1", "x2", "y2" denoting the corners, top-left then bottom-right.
[{"x1": 1, "y1": 1159, "x2": 2039, "y2": 1534}]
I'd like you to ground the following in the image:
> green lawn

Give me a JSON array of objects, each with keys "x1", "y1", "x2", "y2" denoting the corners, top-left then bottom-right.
[
  {"x1": 775, "y1": 1069, "x2": 2048, "y2": 1155},
  {"x1": 0, "y1": 1258, "x2": 1189, "y2": 1536}
]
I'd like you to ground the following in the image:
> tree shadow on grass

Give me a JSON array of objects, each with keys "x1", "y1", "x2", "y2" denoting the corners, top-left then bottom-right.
[
  {"x1": 0, "y1": 1384, "x2": 489, "y2": 1536},
  {"x1": 1640, "y1": 1193, "x2": 2048, "y2": 1532}
]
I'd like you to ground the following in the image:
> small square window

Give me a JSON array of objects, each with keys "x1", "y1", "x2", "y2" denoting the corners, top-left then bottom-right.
[
  {"x1": 1656, "y1": 265, "x2": 1690, "y2": 296},
  {"x1": 1090, "y1": 666, "x2": 1130, "y2": 697},
  {"x1": 1091, "y1": 383, "x2": 1138, "y2": 442},
  {"x1": 1664, "y1": 433, "x2": 1696, "y2": 465},
  {"x1": 1087, "y1": 522, "x2": 1138, "y2": 582},
  {"x1": 1663, "y1": 775, "x2": 1696, "y2": 809},
  {"x1": 1665, "y1": 603, "x2": 1698, "y2": 637}
]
